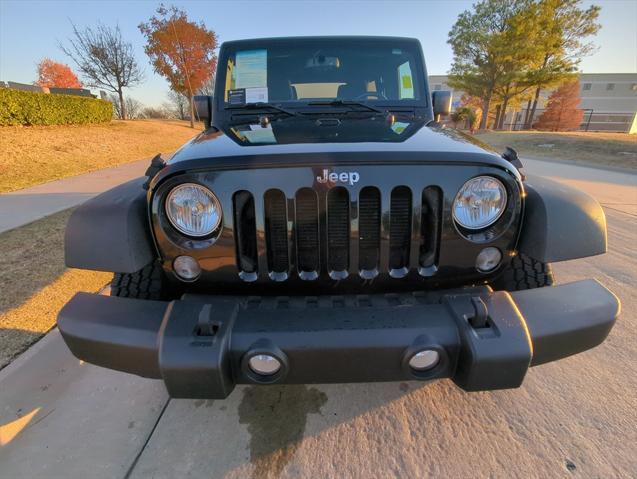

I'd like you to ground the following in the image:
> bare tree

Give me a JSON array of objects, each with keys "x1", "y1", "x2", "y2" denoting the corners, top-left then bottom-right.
[
  {"x1": 143, "y1": 106, "x2": 171, "y2": 119},
  {"x1": 61, "y1": 22, "x2": 143, "y2": 119},
  {"x1": 125, "y1": 97, "x2": 144, "y2": 119},
  {"x1": 166, "y1": 90, "x2": 189, "y2": 120},
  {"x1": 110, "y1": 94, "x2": 144, "y2": 119},
  {"x1": 198, "y1": 75, "x2": 215, "y2": 96}
]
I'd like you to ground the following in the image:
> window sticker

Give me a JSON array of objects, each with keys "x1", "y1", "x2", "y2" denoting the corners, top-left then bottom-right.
[
  {"x1": 241, "y1": 124, "x2": 276, "y2": 144},
  {"x1": 228, "y1": 88, "x2": 246, "y2": 105},
  {"x1": 398, "y1": 61, "x2": 415, "y2": 99},
  {"x1": 235, "y1": 49, "x2": 268, "y2": 89},
  {"x1": 391, "y1": 121, "x2": 410, "y2": 134},
  {"x1": 245, "y1": 86, "x2": 268, "y2": 103}
]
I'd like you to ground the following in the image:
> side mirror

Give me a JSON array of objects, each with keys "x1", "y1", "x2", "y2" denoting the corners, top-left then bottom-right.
[
  {"x1": 432, "y1": 90, "x2": 452, "y2": 121},
  {"x1": 193, "y1": 95, "x2": 212, "y2": 128}
]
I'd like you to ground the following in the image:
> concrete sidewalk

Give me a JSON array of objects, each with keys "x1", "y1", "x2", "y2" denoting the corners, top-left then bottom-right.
[{"x1": 0, "y1": 159, "x2": 149, "y2": 234}]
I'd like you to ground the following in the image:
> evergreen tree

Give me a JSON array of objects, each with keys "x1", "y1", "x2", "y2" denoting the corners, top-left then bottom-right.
[
  {"x1": 523, "y1": 0, "x2": 600, "y2": 128},
  {"x1": 447, "y1": 0, "x2": 539, "y2": 130}
]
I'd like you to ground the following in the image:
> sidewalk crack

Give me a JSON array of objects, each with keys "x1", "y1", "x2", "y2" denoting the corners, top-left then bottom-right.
[{"x1": 123, "y1": 396, "x2": 171, "y2": 479}]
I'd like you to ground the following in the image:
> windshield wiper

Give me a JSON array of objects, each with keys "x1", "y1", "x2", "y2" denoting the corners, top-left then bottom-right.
[
  {"x1": 306, "y1": 100, "x2": 384, "y2": 114},
  {"x1": 225, "y1": 102, "x2": 300, "y2": 117}
]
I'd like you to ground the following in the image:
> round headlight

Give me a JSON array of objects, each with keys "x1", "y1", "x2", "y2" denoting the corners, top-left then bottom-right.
[
  {"x1": 453, "y1": 176, "x2": 507, "y2": 230},
  {"x1": 166, "y1": 183, "x2": 221, "y2": 237}
]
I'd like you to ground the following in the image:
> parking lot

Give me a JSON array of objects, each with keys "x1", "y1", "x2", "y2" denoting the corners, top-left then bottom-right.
[{"x1": 0, "y1": 158, "x2": 635, "y2": 478}]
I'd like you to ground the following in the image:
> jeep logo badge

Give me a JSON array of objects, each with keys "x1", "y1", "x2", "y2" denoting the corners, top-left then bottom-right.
[{"x1": 316, "y1": 169, "x2": 360, "y2": 186}]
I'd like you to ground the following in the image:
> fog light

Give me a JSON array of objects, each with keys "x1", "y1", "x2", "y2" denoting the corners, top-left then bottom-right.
[
  {"x1": 173, "y1": 255, "x2": 201, "y2": 281},
  {"x1": 408, "y1": 349, "x2": 440, "y2": 371},
  {"x1": 248, "y1": 354, "x2": 282, "y2": 376},
  {"x1": 476, "y1": 247, "x2": 502, "y2": 272}
]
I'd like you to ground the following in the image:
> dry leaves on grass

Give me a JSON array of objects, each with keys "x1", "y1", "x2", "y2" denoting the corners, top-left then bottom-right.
[
  {"x1": 0, "y1": 119, "x2": 200, "y2": 192},
  {"x1": 475, "y1": 131, "x2": 637, "y2": 170},
  {"x1": 0, "y1": 209, "x2": 111, "y2": 369}
]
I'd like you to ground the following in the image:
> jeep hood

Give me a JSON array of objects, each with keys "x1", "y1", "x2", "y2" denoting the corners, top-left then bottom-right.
[{"x1": 164, "y1": 116, "x2": 514, "y2": 173}]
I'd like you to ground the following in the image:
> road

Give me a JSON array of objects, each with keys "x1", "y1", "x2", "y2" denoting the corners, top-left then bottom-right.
[{"x1": 0, "y1": 159, "x2": 635, "y2": 478}]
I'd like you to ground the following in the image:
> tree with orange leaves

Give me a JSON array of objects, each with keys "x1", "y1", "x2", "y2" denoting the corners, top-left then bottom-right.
[
  {"x1": 139, "y1": 5, "x2": 218, "y2": 128},
  {"x1": 535, "y1": 80, "x2": 584, "y2": 131},
  {"x1": 36, "y1": 58, "x2": 82, "y2": 89}
]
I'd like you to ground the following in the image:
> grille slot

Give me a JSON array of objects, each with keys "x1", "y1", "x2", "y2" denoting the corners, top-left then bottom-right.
[
  {"x1": 233, "y1": 191, "x2": 258, "y2": 277},
  {"x1": 327, "y1": 187, "x2": 350, "y2": 274},
  {"x1": 295, "y1": 188, "x2": 320, "y2": 277},
  {"x1": 389, "y1": 186, "x2": 412, "y2": 273},
  {"x1": 264, "y1": 189, "x2": 289, "y2": 275},
  {"x1": 420, "y1": 186, "x2": 442, "y2": 272},
  {"x1": 358, "y1": 187, "x2": 381, "y2": 273}
]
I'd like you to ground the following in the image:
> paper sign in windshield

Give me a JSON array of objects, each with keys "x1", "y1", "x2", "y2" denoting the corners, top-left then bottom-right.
[
  {"x1": 235, "y1": 49, "x2": 268, "y2": 89},
  {"x1": 246, "y1": 87, "x2": 268, "y2": 103},
  {"x1": 240, "y1": 124, "x2": 276, "y2": 144}
]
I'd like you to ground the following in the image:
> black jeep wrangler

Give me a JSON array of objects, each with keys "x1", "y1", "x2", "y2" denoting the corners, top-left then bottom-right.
[{"x1": 58, "y1": 36, "x2": 619, "y2": 399}]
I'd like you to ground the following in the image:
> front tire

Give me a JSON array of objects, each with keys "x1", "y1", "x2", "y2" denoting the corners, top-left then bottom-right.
[
  {"x1": 111, "y1": 262, "x2": 168, "y2": 300},
  {"x1": 491, "y1": 253, "x2": 554, "y2": 292}
]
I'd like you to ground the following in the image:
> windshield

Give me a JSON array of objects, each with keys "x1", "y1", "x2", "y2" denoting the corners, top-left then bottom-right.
[{"x1": 220, "y1": 38, "x2": 426, "y2": 107}]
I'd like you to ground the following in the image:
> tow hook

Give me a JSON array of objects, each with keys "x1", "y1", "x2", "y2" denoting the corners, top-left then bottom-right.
[{"x1": 468, "y1": 297, "x2": 489, "y2": 329}]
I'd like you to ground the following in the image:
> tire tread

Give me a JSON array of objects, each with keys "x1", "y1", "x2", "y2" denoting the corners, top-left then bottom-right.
[
  {"x1": 111, "y1": 262, "x2": 166, "y2": 300},
  {"x1": 492, "y1": 253, "x2": 554, "y2": 292}
]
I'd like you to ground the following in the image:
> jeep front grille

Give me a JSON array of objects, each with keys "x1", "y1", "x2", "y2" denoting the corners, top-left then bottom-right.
[{"x1": 232, "y1": 185, "x2": 442, "y2": 282}]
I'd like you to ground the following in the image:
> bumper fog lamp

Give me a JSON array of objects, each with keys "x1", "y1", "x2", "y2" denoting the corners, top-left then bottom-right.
[
  {"x1": 476, "y1": 247, "x2": 502, "y2": 272},
  {"x1": 248, "y1": 354, "x2": 282, "y2": 376},
  {"x1": 173, "y1": 255, "x2": 201, "y2": 281},
  {"x1": 408, "y1": 349, "x2": 440, "y2": 371}
]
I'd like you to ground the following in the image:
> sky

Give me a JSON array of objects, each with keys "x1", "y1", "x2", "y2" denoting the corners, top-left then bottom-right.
[{"x1": 1, "y1": 0, "x2": 636, "y2": 107}]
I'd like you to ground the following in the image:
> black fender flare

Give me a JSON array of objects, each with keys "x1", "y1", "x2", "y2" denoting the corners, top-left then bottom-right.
[
  {"x1": 65, "y1": 177, "x2": 156, "y2": 273},
  {"x1": 518, "y1": 174, "x2": 607, "y2": 263}
]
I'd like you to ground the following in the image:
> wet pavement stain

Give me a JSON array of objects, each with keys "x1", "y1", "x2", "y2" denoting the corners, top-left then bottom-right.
[{"x1": 238, "y1": 385, "x2": 328, "y2": 479}]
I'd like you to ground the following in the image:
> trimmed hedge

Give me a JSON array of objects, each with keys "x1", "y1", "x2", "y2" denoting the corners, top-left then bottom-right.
[{"x1": 0, "y1": 88, "x2": 112, "y2": 126}]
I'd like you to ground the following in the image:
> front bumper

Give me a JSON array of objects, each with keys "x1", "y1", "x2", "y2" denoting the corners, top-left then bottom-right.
[{"x1": 57, "y1": 280, "x2": 619, "y2": 399}]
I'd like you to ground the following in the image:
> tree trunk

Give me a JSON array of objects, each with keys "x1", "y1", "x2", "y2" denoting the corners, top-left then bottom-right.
[
  {"x1": 523, "y1": 99, "x2": 532, "y2": 128},
  {"x1": 189, "y1": 95, "x2": 194, "y2": 128},
  {"x1": 509, "y1": 109, "x2": 517, "y2": 131},
  {"x1": 479, "y1": 93, "x2": 492, "y2": 130},
  {"x1": 498, "y1": 97, "x2": 509, "y2": 129},
  {"x1": 118, "y1": 89, "x2": 126, "y2": 120},
  {"x1": 526, "y1": 87, "x2": 542, "y2": 129},
  {"x1": 494, "y1": 104, "x2": 502, "y2": 130}
]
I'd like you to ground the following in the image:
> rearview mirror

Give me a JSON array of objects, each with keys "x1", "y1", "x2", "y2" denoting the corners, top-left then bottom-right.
[
  {"x1": 193, "y1": 95, "x2": 212, "y2": 128},
  {"x1": 432, "y1": 90, "x2": 452, "y2": 120}
]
